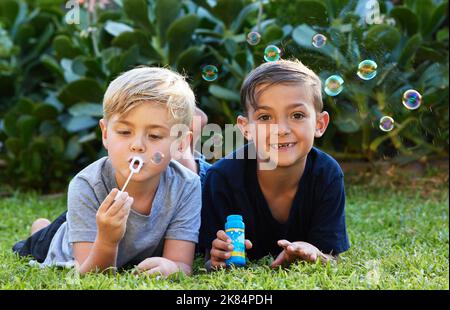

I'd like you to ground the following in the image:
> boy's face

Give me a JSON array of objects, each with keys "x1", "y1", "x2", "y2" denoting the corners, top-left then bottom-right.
[
  {"x1": 100, "y1": 103, "x2": 189, "y2": 184},
  {"x1": 238, "y1": 83, "x2": 329, "y2": 168}
]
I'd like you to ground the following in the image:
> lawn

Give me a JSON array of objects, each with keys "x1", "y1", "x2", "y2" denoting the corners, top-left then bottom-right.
[{"x1": 0, "y1": 167, "x2": 448, "y2": 290}]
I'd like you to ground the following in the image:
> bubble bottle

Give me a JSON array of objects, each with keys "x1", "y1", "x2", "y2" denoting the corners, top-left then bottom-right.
[{"x1": 225, "y1": 215, "x2": 246, "y2": 267}]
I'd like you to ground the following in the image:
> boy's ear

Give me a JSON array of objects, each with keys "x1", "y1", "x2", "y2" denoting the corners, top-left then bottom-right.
[
  {"x1": 177, "y1": 131, "x2": 193, "y2": 154},
  {"x1": 315, "y1": 111, "x2": 330, "y2": 138},
  {"x1": 99, "y1": 119, "x2": 108, "y2": 149},
  {"x1": 237, "y1": 115, "x2": 252, "y2": 141}
]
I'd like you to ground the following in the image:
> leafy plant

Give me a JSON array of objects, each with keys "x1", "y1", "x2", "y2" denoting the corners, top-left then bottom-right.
[{"x1": 0, "y1": 0, "x2": 448, "y2": 192}]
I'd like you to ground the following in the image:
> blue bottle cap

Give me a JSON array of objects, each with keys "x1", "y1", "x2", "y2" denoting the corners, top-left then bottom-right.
[{"x1": 227, "y1": 215, "x2": 243, "y2": 222}]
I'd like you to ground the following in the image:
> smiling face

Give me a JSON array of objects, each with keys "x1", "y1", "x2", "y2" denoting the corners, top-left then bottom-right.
[
  {"x1": 238, "y1": 83, "x2": 329, "y2": 168},
  {"x1": 100, "y1": 102, "x2": 183, "y2": 185}
]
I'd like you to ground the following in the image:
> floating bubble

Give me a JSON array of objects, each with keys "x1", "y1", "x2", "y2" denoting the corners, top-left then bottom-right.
[
  {"x1": 247, "y1": 31, "x2": 261, "y2": 45},
  {"x1": 357, "y1": 60, "x2": 377, "y2": 80},
  {"x1": 264, "y1": 45, "x2": 281, "y2": 62},
  {"x1": 312, "y1": 33, "x2": 327, "y2": 48},
  {"x1": 324, "y1": 75, "x2": 344, "y2": 96},
  {"x1": 379, "y1": 116, "x2": 394, "y2": 132},
  {"x1": 151, "y1": 151, "x2": 165, "y2": 165},
  {"x1": 201, "y1": 65, "x2": 218, "y2": 82},
  {"x1": 402, "y1": 89, "x2": 422, "y2": 110}
]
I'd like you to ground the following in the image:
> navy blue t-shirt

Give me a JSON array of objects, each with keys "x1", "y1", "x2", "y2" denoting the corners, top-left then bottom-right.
[{"x1": 199, "y1": 144, "x2": 350, "y2": 260}]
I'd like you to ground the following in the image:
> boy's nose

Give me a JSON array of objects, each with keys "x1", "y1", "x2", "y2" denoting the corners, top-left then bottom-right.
[
  {"x1": 130, "y1": 138, "x2": 146, "y2": 153},
  {"x1": 276, "y1": 122, "x2": 291, "y2": 136}
]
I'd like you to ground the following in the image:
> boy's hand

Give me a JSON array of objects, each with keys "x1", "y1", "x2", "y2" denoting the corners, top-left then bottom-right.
[
  {"x1": 271, "y1": 240, "x2": 322, "y2": 268},
  {"x1": 210, "y1": 230, "x2": 252, "y2": 268},
  {"x1": 136, "y1": 257, "x2": 180, "y2": 278},
  {"x1": 96, "y1": 188, "x2": 133, "y2": 246}
]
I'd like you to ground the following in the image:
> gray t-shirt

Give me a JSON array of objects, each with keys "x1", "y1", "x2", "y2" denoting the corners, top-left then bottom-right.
[{"x1": 38, "y1": 157, "x2": 201, "y2": 268}]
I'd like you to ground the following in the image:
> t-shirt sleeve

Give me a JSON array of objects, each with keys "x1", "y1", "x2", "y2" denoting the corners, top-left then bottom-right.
[
  {"x1": 66, "y1": 177, "x2": 99, "y2": 244},
  {"x1": 198, "y1": 169, "x2": 232, "y2": 254},
  {"x1": 165, "y1": 177, "x2": 202, "y2": 243},
  {"x1": 307, "y1": 175, "x2": 350, "y2": 255}
]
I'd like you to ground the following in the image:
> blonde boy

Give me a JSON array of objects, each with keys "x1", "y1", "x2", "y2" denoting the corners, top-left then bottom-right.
[{"x1": 15, "y1": 67, "x2": 201, "y2": 277}]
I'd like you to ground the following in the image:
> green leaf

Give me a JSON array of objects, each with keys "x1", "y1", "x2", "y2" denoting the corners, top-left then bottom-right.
[
  {"x1": 17, "y1": 115, "x2": 38, "y2": 142},
  {"x1": 52, "y1": 35, "x2": 82, "y2": 60},
  {"x1": 364, "y1": 24, "x2": 401, "y2": 52},
  {"x1": 424, "y1": 2, "x2": 448, "y2": 38},
  {"x1": 40, "y1": 54, "x2": 64, "y2": 79},
  {"x1": 209, "y1": 85, "x2": 240, "y2": 101},
  {"x1": 263, "y1": 24, "x2": 284, "y2": 43},
  {"x1": 123, "y1": 0, "x2": 153, "y2": 34},
  {"x1": 167, "y1": 14, "x2": 200, "y2": 64},
  {"x1": 33, "y1": 103, "x2": 58, "y2": 121},
  {"x1": 176, "y1": 46, "x2": 205, "y2": 74},
  {"x1": 5, "y1": 137, "x2": 21, "y2": 155},
  {"x1": 292, "y1": 24, "x2": 348, "y2": 67},
  {"x1": 290, "y1": 0, "x2": 328, "y2": 27},
  {"x1": 389, "y1": 7, "x2": 418, "y2": 36},
  {"x1": 155, "y1": 0, "x2": 182, "y2": 46},
  {"x1": 212, "y1": 0, "x2": 244, "y2": 28},
  {"x1": 68, "y1": 103, "x2": 103, "y2": 117},
  {"x1": 60, "y1": 58, "x2": 80, "y2": 83},
  {"x1": 64, "y1": 135, "x2": 82, "y2": 160},
  {"x1": 112, "y1": 30, "x2": 161, "y2": 60},
  {"x1": 104, "y1": 20, "x2": 134, "y2": 37},
  {"x1": 0, "y1": 27, "x2": 14, "y2": 57},
  {"x1": 230, "y1": 2, "x2": 259, "y2": 33},
  {"x1": 58, "y1": 78, "x2": 104, "y2": 106},
  {"x1": 398, "y1": 33, "x2": 422, "y2": 68},
  {"x1": 49, "y1": 136, "x2": 65, "y2": 155},
  {"x1": 0, "y1": 0, "x2": 20, "y2": 29},
  {"x1": 63, "y1": 116, "x2": 98, "y2": 133}
]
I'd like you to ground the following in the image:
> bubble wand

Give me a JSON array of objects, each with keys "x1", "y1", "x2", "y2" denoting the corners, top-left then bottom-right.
[{"x1": 115, "y1": 156, "x2": 143, "y2": 200}]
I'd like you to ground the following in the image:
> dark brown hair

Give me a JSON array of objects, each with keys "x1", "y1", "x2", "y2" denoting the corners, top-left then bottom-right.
[{"x1": 240, "y1": 59, "x2": 323, "y2": 114}]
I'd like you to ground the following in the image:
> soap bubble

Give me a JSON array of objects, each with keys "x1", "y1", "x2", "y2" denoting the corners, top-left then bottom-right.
[
  {"x1": 357, "y1": 60, "x2": 378, "y2": 80},
  {"x1": 312, "y1": 34, "x2": 327, "y2": 48},
  {"x1": 151, "y1": 151, "x2": 165, "y2": 165},
  {"x1": 247, "y1": 31, "x2": 261, "y2": 45},
  {"x1": 324, "y1": 75, "x2": 344, "y2": 96},
  {"x1": 402, "y1": 89, "x2": 422, "y2": 110},
  {"x1": 379, "y1": 116, "x2": 394, "y2": 132},
  {"x1": 264, "y1": 45, "x2": 281, "y2": 62},
  {"x1": 201, "y1": 65, "x2": 218, "y2": 82}
]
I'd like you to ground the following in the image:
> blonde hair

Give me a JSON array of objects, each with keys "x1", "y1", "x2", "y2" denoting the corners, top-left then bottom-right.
[
  {"x1": 103, "y1": 66, "x2": 195, "y2": 125},
  {"x1": 240, "y1": 59, "x2": 323, "y2": 113}
]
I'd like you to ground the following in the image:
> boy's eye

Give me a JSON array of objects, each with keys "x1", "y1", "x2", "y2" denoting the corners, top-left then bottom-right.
[
  {"x1": 257, "y1": 114, "x2": 272, "y2": 121},
  {"x1": 117, "y1": 130, "x2": 131, "y2": 135},
  {"x1": 292, "y1": 112, "x2": 305, "y2": 120},
  {"x1": 148, "y1": 134, "x2": 162, "y2": 140}
]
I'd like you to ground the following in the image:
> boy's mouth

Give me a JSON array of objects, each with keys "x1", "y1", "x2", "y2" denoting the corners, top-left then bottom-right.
[
  {"x1": 269, "y1": 142, "x2": 297, "y2": 150},
  {"x1": 128, "y1": 156, "x2": 145, "y2": 169}
]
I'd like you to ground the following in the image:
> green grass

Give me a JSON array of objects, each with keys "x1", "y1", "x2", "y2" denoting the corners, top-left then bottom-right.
[{"x1": 0, "y1": 171, "x2": 448, "y2": 289}]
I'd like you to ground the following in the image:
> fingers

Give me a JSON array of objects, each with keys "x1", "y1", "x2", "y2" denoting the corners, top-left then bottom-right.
[
  {"x1": 216, "y1": 230, "x2": 230, "y2": 242},
  {"x1": 271, "y1": 250, "x2": 287, "y2": 268},
  {"x1": 277, "y1": 239, "x2": 291, "y2": 248},
  {"x1": 98, "y1": 188, "x2": 119, "y2": 213},
  {"x1": 137, "y1": 257, "x2": 160, "y2": 271},
  {"x1": 145, "y1": 266, "x2": 163, "y2": 278},
  {"x1": 210, "y1": 230, "x2": 232, "y2": 268},
  {"x1": 106, "y1": 192, "x2": 133, "y2": 217},
  {"x1": 245, "y1": 239, "x2": 253, "y2": 250}
]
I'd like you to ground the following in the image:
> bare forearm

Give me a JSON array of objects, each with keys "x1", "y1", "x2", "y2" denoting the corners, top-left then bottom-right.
[{"x1": 77, "y1": 238, "x2": 118, "y2": 275}]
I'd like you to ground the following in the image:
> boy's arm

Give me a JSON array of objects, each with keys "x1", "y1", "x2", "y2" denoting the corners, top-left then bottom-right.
[
  {"x1": 73, "y1": 240, "x2": 118, "y2": 275},
  {"x1": 162, "y1": 239, "x2": 196, "y2": 275}
]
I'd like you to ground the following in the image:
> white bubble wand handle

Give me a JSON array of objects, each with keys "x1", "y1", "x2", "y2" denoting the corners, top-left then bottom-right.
[{"x1": 115, "y1": 156, "x2": 143, "y2": 200}]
